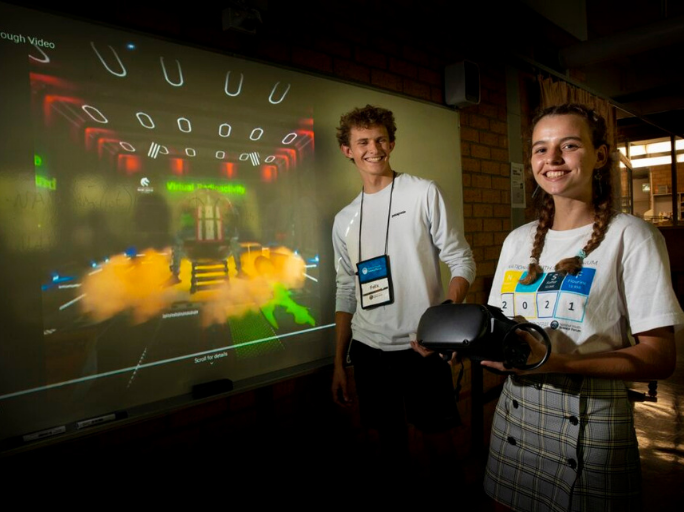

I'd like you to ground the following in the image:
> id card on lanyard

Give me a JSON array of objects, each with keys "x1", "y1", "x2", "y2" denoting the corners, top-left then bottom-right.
[
  {"x1": 356, "y1": 172, "x2": 396, "y2": 310},
  {"x1": 357, "y1": 255, "x2": 394, "y2": 309}
]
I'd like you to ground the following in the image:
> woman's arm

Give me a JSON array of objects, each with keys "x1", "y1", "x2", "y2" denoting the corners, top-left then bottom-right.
[{"x1": 481, "y1": 326, "x2": 676, "y2": 381}]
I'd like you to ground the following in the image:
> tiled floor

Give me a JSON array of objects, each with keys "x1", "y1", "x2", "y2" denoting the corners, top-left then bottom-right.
[{"x1": 632, "y1": 331, "x2": 684, "y2": 511}]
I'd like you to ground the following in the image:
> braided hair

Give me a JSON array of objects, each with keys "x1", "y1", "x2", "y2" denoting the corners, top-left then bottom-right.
[{"x1": 520, "y1": 104, "x2": 615, "y2": 285}]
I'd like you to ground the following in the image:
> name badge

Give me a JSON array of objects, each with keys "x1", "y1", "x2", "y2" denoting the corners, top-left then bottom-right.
[{"x1": 357, "y1": 255, "x2": 394, "y2": 309}]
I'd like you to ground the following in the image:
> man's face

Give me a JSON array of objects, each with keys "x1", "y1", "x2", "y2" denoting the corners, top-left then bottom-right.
[{"x1": 340, "y1": 124, "x2": 395, "y2": 180}]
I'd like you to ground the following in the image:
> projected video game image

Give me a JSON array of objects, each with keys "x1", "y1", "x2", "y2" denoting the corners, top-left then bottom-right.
[{"x1": 0, "y1": 2, "x2": 333, "y2": 446}]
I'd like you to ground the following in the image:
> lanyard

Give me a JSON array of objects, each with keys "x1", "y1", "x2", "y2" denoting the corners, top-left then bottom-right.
[{"x1": 358, "y1": 171, "x2": 396, "y2": 262}]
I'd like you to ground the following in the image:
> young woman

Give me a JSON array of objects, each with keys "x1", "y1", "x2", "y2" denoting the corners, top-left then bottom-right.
[{"x1": 482, "y1": 103, "x2": 684, "y2": 511}]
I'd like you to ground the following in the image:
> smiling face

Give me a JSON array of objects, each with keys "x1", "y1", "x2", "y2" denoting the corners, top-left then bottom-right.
[
  {"x1": 531, "y1": 114, "x2": 608, "y2": 204},
  {"x1": 340, "y1": 124, "x2": 395, "y2": 183}
]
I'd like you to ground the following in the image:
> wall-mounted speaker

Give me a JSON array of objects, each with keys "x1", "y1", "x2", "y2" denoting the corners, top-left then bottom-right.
[{"x1": 444, "y1": 60, "x2": 480, "y2": 108}]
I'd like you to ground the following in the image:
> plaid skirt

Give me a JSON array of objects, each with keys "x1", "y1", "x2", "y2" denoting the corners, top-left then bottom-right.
[{"x1": 484, "y1": 374, "x2": 641, "y2": 512}]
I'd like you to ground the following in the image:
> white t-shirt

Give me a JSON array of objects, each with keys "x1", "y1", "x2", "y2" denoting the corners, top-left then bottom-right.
[
  {"x1": 333, "y1": 173, "x2": 476, "y2": 351},
  {"x1": 488, "y1": 213, "x2": 684, "y2": 354}
]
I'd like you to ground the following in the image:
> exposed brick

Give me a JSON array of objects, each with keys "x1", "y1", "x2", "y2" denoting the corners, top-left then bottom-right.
[
  {"x1": 477, "y1": 261, "x2": 496, "y2": 276},
  {"x1": 493, "y1": 176, "x2": 509, "y2": 190},
  {"x1": 462, "y1": 172, "x2": 472, "y2": 187},
  {"x1": 480, "y1": 131, "x2": 499, "y2": 147},
  {"x1": 468, "y1": 277, "x2": 484, "y2": 293},
  {"x1": 501, "y1": 191, "x2": 510, "y2": 204},
  {"x1": 332, "y1": 23, "x2": 367, "y2": 46},
  {"x1": 389, "y1": 57, "x2": 418, "y2": 78},
  {"x1": 473, "y1": 290, "x2": 489, "y2": 303},
  {"x1": 256, "y1": 39, "x2": 291, "y2": 64},
  {"x1": 461, "y1": 126, "x2": 479, "y2": 143},
  {"x1": 490, "y1": 120, "x2": 507, "y2": 134},
  {"x1": 491, "y1": 147, "x2": 509, "y2": 162},
  {"x1": 502, "y1": 219, "x2": 511, "y2": 231},
  {"x1": 494, "y1": 232, "x2": 509, "y2": 245},
  {"x1": 467, "y1": 114, "x2": 490, "y2": 131},
  {"x1": 481, "y1": 160, "x2": 499, "y2": 175},
  {"x1": 471, "y1": 144, "x2": 491, "y2": 159},
  {"x1": 493, "y1": 204, "x2": 509, "y2": 217},
  {"x1": 462, "y1": 204, "x2": 473, "y2": 217},
  {"x1": 482, "y1": 188, "x2": 500, "y2": 204},
  {"x1": 402, "y1": 45, "x2": 430, "y2": 65},
  {"x1": 371, "y1": 36, "x2": 400, "y2": 57},
  {"x1": 471, "y1": 247, "x2": 484, "y2": 262},
  {"x1": 497, "y1": 106, "x2": 507, "y2": 121},
  {"x1": 485, "y1": 245, "x2": 502, "y2": 261},
  {"x1": 483, "y1": 218, "x2": 502, "y2": 232},
  {"x1": 292, "y1": 47, "x2": 333, "y2": 73},
  {"x1": 499, "y1": 135, "x2": 509, "y2": 148},
  {"x1": 465, "y1": 218, "x2": 483, "y2": 233},
  {"x1": 490, "y1": 91, "x2": 507, "y2": 106},
  {"x1": 461, "y1": 142, "x2": 471, "y2": 157},
  {"x1": 477, "y1": 103, "x2": 498, "y2": 119},
  {"x1": 463, "y1": 187, "x2": 482, "y2": 203},
  {"x1": 418, "y1": 67, "x2": 441, "y2": 86},
  {"x1": 473, "y1": 204, "x2": 493, "y2": 217},
  {"x1": 403, "y1": 79, "x2": 431, "y2": 100},
  {"x1": 472, "y1": 174, "x2": 492, "y2": 189},
  {"x1": 371, "y1": 69, "x2": 403, "y2": 92},
  {"x1": 462, "y1": 157, "x2": 481, "y2": 173},
  {"x1": 430, "y1": 86, "x2": 444, "y2": 104},
  {"x1": 356, "y1": 46, "x2": 387, "y2": 68},
  {"x1": 500, "y1": 162, "x2": 512, "y2": 176},
  {"x1": 314, "y1": 38, "x2": 351, "y2": 59},
  {"x1": 473, "y1": 232, "x2": 493, "y2": 247},
  {"x1": 480, "y1": 72, "x2": 499, "y2": 90},
  {"x1": 334, "y1": 59, "x2": 370, "y2": 83}
]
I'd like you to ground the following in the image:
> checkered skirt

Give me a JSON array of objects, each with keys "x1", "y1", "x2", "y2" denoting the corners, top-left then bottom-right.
[{"x1": 484, "y1": 374, "x2": 641, "y2": 511}]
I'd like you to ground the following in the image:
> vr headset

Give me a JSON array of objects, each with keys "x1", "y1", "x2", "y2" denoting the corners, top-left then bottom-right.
[{"x1": 416, "y1": 302, "x2": 551, "y2": 372}]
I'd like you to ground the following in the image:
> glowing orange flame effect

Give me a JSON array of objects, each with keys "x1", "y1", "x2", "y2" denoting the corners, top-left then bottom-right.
[
  {"x1": 80, "y1": 250, "x2": 175, "y2": 325},
  {"x1": 80, "y1": 246, "x2": 307, "y2": 328}
]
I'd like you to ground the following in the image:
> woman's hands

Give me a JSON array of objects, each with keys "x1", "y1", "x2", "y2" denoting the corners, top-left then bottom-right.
[{"x1": 480, "y1": 326, "x2": 551, "y2": 374}]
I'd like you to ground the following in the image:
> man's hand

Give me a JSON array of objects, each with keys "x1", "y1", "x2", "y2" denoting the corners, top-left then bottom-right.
[
  {"x1": 332, "y1": 364, "x2": 352, "y2": 407},
  {"x1": 410, "y1": 338, "x2": 457, "y2": 365}
]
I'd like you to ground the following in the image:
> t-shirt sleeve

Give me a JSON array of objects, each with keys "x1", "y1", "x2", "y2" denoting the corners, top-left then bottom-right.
[
  {"x1": 332, "y1": 215, "x2": 357, "y2": 314},
  {"x1": 622, "y1": 225, "x2": 684, "y2": 334},
  {"x1": 427, "y1": 182, "x2": 476, "y2": 285}
]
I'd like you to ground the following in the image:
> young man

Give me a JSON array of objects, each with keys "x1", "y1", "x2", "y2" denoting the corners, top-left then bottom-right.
[{"x1": 331, "y1": 104, "x2": 476, "y2": 477}]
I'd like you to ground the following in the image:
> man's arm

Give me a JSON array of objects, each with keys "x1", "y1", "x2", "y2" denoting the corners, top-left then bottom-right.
[
  {"x1": 331, "y1": 214, "x2": 357, "y2": 406},
  {"x1": 428, "y1": 182, "x2": 476, "y2": 291},
  {"x1": 332, "y1": 311, "x2": 353, "y2": 406},
  {"x1": 447, "y1": 276, "x2": 470, "y2": 304}
]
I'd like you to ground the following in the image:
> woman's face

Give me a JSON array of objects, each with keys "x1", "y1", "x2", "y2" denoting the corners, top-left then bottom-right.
[{"x1": 530, "y1": 114, "x2": 607, "y2": 203}]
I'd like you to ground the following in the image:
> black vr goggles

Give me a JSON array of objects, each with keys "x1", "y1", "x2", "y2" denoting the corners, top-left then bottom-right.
[{"x1": 416, "y1": 302, "x2": 551, "y2": 372}]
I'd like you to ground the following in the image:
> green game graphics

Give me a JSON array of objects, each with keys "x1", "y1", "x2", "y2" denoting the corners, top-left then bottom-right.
[
  {"x1": 229, "y1": 283, "x2": 315, "y2": 359},
  {"x1": 261, "y1": 283, "x2": 316, "y2": 329}
]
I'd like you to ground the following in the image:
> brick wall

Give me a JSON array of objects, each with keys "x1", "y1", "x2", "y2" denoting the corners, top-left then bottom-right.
[{"x1": 650, "y1": 163, "x2": 684, "y2": 195}]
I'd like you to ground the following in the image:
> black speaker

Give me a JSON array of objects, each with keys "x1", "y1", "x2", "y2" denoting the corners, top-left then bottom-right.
[{"x1": 444, "y1": 60, "x2": 480, "y2": 108}]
